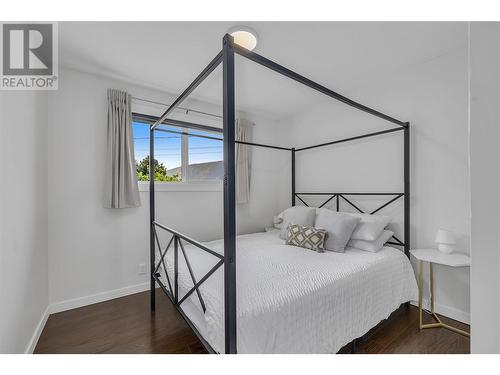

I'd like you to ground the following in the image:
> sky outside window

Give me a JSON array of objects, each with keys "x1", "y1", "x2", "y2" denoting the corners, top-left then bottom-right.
[{"x1": 133, "y1": 121, "x2": 223, "y2": 173}]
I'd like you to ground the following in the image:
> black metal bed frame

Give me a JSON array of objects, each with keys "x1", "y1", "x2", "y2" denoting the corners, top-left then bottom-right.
[{"x1": 147, "y1": 34, "x2": 410, "y2": 354}]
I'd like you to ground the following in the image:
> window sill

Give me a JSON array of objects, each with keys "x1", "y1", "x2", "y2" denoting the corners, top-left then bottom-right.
[{"x1": 138, "y1": 181, "x2": 223, "y2": 192}]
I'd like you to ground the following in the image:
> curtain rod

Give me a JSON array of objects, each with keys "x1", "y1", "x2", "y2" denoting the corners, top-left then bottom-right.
[{"x1": 131, "y1": 96, "x2": 223, "y2": 120}]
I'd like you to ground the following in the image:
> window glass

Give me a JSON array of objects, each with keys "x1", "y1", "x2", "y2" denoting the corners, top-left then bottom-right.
[
  {"x1": 187, "y1": 130, "x2": 223, "y2": 181},
  {"x1": 132, "y1": 118, "x2": 223, "y2": 182}
]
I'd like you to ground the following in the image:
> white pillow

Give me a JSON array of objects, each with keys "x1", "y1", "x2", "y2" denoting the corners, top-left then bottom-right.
[
  {"x1": 314, "y1": 209, "x2": 361, "y2": 253},
  {"x1": 272, "y1": 215, "x2": 283, "y2": 229},
  {"x1": 348, "y1": 230, "x2": 394, "y2": 252},
  {"x1": 279, "y1": 206, "x2": 316, "y2": 240},
  {"x1": 344, "y1": 212, "x2": 391, "y2": 241}
]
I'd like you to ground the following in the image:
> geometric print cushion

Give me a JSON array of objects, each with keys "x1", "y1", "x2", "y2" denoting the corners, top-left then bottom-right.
[{"x1": 286, "y1": 224, "x2": 327, "y2": 253}]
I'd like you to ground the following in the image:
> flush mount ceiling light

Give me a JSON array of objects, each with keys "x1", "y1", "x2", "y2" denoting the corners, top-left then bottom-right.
[{"x1": 228, "y1": 26, "x2": 258, "y2": 51}]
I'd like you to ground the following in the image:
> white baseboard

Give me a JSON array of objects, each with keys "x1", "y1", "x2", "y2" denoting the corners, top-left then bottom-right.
[
  {"x1": 25, "y1": 305, "x2": 50, "y2": 354},
  {"x1": 49, "y1": 282, "x2": 150, "y2": 314},
  {"x1": 27, "y1": 283, "x2": 151, "y2": 353},
  {"x1": 410, "y1": 299, "x2": 470, "y2": 324}
]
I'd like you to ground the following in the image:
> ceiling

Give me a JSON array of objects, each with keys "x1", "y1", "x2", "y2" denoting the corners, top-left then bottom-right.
[{"x1": 59, "y1": 22, "x2": 467, "y2": 119}]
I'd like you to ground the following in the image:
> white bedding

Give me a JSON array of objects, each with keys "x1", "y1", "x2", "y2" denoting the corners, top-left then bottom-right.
[{"x1": 158, "y1": 229, "x2": 418, "y2": 353}]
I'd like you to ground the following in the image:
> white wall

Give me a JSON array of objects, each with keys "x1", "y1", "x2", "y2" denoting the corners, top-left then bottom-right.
[
  {"x1": 469, "y1": 22, "x2": 500, "y2": 354},
  {"x1": 47, "y1": 67, "x2": 288, "y2": 309},
  {"x1": 285, "y1": 46, "x2": 470, "y2": 323},
  {"x1": 0, "y1": 91, "x2": 49, "y2": 353}
]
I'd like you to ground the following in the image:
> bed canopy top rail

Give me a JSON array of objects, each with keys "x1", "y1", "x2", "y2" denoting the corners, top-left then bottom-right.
[
  {"x1": 140, "y1": 112, "x2": 403, "y2": 153},
  {"x1": 151, "y1": 50, "x2": 223, "y2": 130},
  {"x1": 134, "y1": 112, "x2": 293, "y2": 151},
  {"x1": 232, "y1": 44, "x2": 407, "y2": 129},
  {"x1": 134, "y1": 112, "x2": 222, "y2": 134},
  {"x1": 149, "y1": 33, "x2": 410, "y2": 354},
  {"x1": 295, "y1": 126, "x2": 405, "y2": 152}
]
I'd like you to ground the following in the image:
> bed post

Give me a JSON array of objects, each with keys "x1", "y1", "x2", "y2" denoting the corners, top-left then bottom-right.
[
  {"x1": 404, "y1": 122, "x2": 410, "y2": 257},
  {"x1": 291, "y1": 148, "x2": 296, "y2": 206},
  {"x1": 222, "y1": 33, "x2": 237, "y2": 354},
  {"x1": 149, "y1": 126, "x2": 156, "y2": 311}
]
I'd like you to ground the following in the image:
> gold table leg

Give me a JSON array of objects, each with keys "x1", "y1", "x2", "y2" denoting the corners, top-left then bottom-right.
[
  {"x1": 418, "y1": 260, "x2": 423, "y2": 331},
  {"x1": 430, "y1": 262, "x2": 434, "y2": 314},
  {"x1": 418, "y1": 260, "x2": 470, "y2": 337}
]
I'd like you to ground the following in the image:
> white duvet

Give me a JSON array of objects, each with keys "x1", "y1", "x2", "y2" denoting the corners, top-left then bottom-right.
[{"x1": 158, "y1": 230, "x2": 418, "y2": 354}]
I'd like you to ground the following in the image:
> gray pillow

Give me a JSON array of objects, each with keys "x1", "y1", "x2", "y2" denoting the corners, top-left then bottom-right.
[
  {"x1": 314, "y1": 209, "x2": 361, "y2": 252},
  {"x1": 286, "y1": 224, "x2": 327, "y2": 252},
  {"x1": 279, "y1": 206, "x2": 316, "y2": 240}
]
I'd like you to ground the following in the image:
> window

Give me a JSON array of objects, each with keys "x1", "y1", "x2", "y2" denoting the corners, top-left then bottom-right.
[{"x1": 132, "y1": 116, "x2": 223, "y2": 183}]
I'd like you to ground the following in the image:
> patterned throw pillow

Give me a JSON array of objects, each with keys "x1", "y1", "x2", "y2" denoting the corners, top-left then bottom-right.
[{"x1": 286, "y1": 224, "x2": 327, "y2": 252}]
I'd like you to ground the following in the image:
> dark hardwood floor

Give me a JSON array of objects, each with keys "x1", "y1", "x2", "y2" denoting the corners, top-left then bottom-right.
[
  {"x1": 339, "y1": 304, "x2": 470, "y2": 354},
  {"x1": 35, "y1": 289, "x2": 469, "y2": 354},
  {"x1": 35, "y1": 289, "x2": 205, "y2": 354}
]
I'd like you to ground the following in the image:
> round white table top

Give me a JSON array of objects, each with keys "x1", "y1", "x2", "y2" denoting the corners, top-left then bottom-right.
[{"x1": 410, "y1": 248, "x2": 470, "y2": 267}]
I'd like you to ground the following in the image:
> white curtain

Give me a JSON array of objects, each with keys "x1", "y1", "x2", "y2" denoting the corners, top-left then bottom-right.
[
  {"x1": 236, "y1": 118, "x2": 254, "y2": 204},
  {"x1": 103, "y1": 88, "x2": 140, "y2": 208}
]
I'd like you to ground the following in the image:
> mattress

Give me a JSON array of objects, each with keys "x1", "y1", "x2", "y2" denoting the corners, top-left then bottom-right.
[{"x1": 157, "y1": 229, "x2": 418, "y2": 353}]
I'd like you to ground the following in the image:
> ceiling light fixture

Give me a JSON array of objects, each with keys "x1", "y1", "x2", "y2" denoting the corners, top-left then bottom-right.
[{"x1": 228, "y1": 26, "x2": 258, "y2": 51}]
